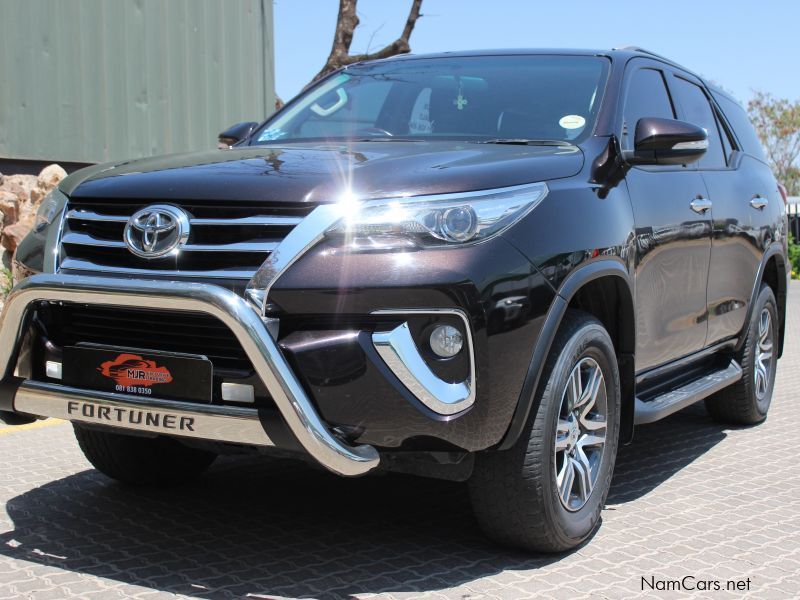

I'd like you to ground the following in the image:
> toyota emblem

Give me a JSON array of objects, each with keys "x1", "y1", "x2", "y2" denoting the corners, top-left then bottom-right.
[{"x1": 124, "y1": 205, "x2": 190, "y2": 258}]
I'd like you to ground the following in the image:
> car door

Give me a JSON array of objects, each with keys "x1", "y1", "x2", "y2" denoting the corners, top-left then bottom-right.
[
  {"x1": 669, "y1": 74, "x2": 774, "y2": 346},
  {"x1": 621, "y1": 61, "x2": 712, "y2": 372}
]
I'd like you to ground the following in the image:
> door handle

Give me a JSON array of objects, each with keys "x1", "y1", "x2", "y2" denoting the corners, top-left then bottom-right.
[
  {"x1": 690, "y1": 197, "x2": 712, "y2": 214},
  {"x1": 750, "y1": 196, "x2": 768, "y2": 210}
]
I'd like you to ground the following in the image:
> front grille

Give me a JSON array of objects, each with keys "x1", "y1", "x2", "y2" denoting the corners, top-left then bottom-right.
[
  {"x1": 59, "y1": 199, "x2": 314, "y2": 281},
  {"x1": 37, "y1": 303, "x2": 272, "y2": 406},
  {"x1": 41, "y1": 304, "x2": 252, "y2": 371}
]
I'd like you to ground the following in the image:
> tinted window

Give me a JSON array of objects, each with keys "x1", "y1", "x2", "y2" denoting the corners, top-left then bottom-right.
[
  {"x1": 253, "y1": 56, "x2": 610, "y2": 144},
  {"x1": 671, "y1": 77, "x2": 725, "y2": 168},
  {"x1": 712, "y1": 91, "x2": 768, "y2": 162},
  {"x1": 622, "y1": 69, "x2": 675, "y2": 149}
]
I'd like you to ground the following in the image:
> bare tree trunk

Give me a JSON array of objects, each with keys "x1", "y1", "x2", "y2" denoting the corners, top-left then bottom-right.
[{"x1": 309, "y1": 0, "x2": 423, "y2": 86}]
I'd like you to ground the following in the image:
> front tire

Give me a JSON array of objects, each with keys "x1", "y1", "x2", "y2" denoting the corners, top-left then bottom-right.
[
  {"x1": 74, "y1": 425, "x2": 217, "y2": 487},
  {"x1": 469, "y1": 310, "x2": 621, "y2": 552},
  {"x1": 705, "y1": 284, "x2": 779, "y2": 425}
]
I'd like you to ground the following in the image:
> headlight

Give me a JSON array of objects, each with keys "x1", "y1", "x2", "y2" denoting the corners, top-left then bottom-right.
[
  {"x1": 245, "y1": 182, "x2": 548, "y2": 313},
  {"x1": 34, "y1": 189, "x2": 67, "y2": 233},
  {"x1": 326, "y1": 182, "x2": 548, "y2": 251},
  {"x1": 12, "y1": 188, "x2": 68, "y2": 280}
]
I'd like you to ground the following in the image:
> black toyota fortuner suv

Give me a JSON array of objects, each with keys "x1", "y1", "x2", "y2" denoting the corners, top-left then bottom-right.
[{"x1": 1, "y1": 48, "x2": 787, "y2": 552}]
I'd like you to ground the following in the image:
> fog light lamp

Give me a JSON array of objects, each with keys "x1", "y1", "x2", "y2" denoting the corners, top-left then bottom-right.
[
  {"x1": 45, "y1": 361, "x2": 62, "y2": 380},
  {"x1": 429, "y1": 325, "x2": 463, "y2": 358}
]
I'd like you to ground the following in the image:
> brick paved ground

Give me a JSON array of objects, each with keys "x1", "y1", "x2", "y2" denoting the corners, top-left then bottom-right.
[{"x1": 1, "y1": 287, "x2": 799, "y2": 599}]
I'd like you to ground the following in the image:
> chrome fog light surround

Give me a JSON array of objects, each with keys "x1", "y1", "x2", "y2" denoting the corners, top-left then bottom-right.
[{"x1": 371, "y1": 309, "x2": 475, "y2": 416}]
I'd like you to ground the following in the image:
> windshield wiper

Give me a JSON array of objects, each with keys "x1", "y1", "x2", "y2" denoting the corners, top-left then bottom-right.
[{"x1": 477, "y1": 138, "x2": 574, "y2": 147}]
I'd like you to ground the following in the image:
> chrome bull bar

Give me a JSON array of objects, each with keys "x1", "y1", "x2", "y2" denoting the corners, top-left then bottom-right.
[{"x1": 0, "y1": 273, "x2": 380, "y2": 477}]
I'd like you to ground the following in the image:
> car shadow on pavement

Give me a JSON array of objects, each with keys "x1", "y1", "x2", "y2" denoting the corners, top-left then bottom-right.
[{"x1": 0, "y1": 405, "x2": 729, "y2": 599}]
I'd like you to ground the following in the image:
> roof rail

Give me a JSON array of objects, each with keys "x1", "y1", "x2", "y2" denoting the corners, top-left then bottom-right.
[{"x1": 612, "y1": 46, "x2": 673, "y2": 62}]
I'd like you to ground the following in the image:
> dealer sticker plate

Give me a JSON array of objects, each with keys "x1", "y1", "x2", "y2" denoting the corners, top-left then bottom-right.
[{"x1": 62, "y1": 345, "x2": 213, "y2": 403}]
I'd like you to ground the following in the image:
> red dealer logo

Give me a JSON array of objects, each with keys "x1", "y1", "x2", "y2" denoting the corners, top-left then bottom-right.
[{"x1": 98, "y1": 354, "x2": 174, "y2": 388}]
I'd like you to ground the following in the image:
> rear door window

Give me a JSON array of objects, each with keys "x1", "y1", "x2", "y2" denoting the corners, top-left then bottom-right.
[
  {"x1": 712, "y1": 92, "x2": 768, "y2": 163},
  {"x1": 622, "y1": 68, "x2": 675, "y2": 150},
  {"x1": 670, "y1": 77, "x2": 726, "y2": 169}
]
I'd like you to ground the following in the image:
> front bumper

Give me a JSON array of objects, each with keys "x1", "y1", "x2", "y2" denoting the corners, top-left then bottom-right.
[{"x1": 0, "y1": 273, "x2": 380, "y2": 476}]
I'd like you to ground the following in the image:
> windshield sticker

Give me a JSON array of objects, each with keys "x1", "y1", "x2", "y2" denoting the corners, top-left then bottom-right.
[
  {"x1": 311, "y1": 88, "x2": 349, "y2": 117},
  {"x1": 559, "y1": 115, "x2": 586, "y2": 130},
  {"x1": 258, "y1": 127, "x2": 288, "y2": 142}
]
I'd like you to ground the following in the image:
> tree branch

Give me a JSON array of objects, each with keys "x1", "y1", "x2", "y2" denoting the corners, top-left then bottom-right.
[{"x1": 310, "y1": 0, "x2": 423, "y2": 84}]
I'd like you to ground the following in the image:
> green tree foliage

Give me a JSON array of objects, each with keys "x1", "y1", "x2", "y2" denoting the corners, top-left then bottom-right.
[
  {"x1": 788, "y1": 235, "x2": 800, "y2": 280},
  {"x1": 748, "y1": 92, "x2": 800, "y2": 195},
  {"x1": 0, "y1": 267, "x2": 11, "y2": 297}
]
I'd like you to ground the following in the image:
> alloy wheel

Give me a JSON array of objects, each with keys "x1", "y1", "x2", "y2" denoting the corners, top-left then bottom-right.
[
  {"x1": 754, "y1": 308, "x2": 774, "y2": 401},
  {"x1": 554, "y1": 357, "x2": 608, "y2": 511}
]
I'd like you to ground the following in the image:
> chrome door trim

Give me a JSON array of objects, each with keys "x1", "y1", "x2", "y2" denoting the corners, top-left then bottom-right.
[
  {"x1": 749, "y1": 196, "x2": 768, "y2": 210},
  {"x1": 371, "y1": 308, "x2": 476, "y2": 416}
]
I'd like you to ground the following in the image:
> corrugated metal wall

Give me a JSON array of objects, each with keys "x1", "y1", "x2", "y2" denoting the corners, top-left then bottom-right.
[{"x1": 0, "y1": 0, "x2": 275, "y2": 164}]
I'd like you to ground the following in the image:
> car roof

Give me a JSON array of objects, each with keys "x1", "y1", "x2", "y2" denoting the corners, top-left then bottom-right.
[{"x1": 365, "y1": 46, "x2": 700, "y2": 82}]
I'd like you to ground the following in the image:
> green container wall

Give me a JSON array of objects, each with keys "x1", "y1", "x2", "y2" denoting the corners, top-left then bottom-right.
[{"x1": 0, "y1": 0, "x2": 275, "y2": 164}]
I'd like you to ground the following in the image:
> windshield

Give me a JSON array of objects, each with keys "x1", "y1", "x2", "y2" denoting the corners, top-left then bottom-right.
[{"x1": 252, "y1": 55, "x2": 609, "y2": 145}]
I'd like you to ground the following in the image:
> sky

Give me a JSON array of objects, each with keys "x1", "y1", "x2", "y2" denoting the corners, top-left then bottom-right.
[{"x1": 273, "y1": 0, "x2": 800, "y2": 106}]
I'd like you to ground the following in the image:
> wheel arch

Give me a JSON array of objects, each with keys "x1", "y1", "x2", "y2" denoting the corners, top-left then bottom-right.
[
  {"x1": 740, "y1": 244, "x2": 787, "y2": 358},
  {"x1": 497, "y1": 259, "x2": 636, "y2": 451}
]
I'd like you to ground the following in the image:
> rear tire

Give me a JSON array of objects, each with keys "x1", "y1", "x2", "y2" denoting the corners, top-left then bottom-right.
[
  {"x1": 469, "y1": 310, "x2": 620, "y2": 553},
  {"x1": 705, "y1": 284, "x2": 778, "y2": 425},
  {"x1": 74, "y1": 425, "x2": 217, "y2": 486}
]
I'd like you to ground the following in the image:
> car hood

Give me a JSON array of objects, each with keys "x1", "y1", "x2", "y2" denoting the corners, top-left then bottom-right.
[{"x1": 61, "y1": 141, "x2": 584, "y2": 203}]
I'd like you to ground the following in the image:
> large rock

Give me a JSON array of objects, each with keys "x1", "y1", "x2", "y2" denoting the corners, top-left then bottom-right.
[
  {"x1": 0, "y1": 179, "x2": 28, "y2": 205},
  {"x1": 0, "y1": 164, "x2": 66, "y2": 255},
  {"x1": 0, "y1": 190, "x2": 17, "y2": 226},
  {"x1": 1, "y1": 218, "x2": 33, "y2": 254},
  {"x1": 38, "y1": 164, "x2": 67, "y2": 191},
  {"x1": 3, "y1": 174, "x2": 38, "y2": 201}
]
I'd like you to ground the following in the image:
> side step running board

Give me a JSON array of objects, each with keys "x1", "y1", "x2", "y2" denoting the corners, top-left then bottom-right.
[{"x1": 635, "y1": 360, "x2": 742, "y2": 425}]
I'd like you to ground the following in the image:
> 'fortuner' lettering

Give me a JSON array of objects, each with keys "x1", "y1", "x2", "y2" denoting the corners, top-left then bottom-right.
[{"x1": 65, "y1": 401, "x2": 195, "y2": 432}]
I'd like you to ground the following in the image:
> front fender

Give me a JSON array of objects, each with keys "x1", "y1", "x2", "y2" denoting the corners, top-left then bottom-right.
[{"x1": 497, "y1": 259, "x2": 635, "y2": 450}]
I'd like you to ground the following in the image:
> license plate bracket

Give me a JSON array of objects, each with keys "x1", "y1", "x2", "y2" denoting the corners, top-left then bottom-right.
[{"x1": 62, "y1": 344, "x2": 213, "y2": 403}]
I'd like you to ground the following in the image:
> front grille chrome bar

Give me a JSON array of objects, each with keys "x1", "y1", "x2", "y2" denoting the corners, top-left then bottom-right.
[
  {"x1": 59, "y1": 258, "x2": 260, "y2": 280},
  {"x1": 62, "y1": 232, "x2": 280, "y2": 253},
  {"x1": 66, "y1": 210, "x2": 129, "y2": 223},
  {"x1": 66, "y1": 209, "x2": 303, "y2": 227},
  {"x1": 0, "y1": 274, "x2": 380, "y2": 476}
]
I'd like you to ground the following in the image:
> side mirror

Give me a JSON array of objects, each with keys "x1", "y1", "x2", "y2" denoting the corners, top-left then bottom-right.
[
  {"x1": 218, "y1": 121, "x2": 258, "y2": 149},
  {"x1": 624, "y1": 117, "x2": 708, "y2": 165}
]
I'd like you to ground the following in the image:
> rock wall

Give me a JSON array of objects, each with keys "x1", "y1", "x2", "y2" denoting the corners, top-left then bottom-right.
[{"x1": 0, "y1": 164, "x2": 67, "y2": 255}]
